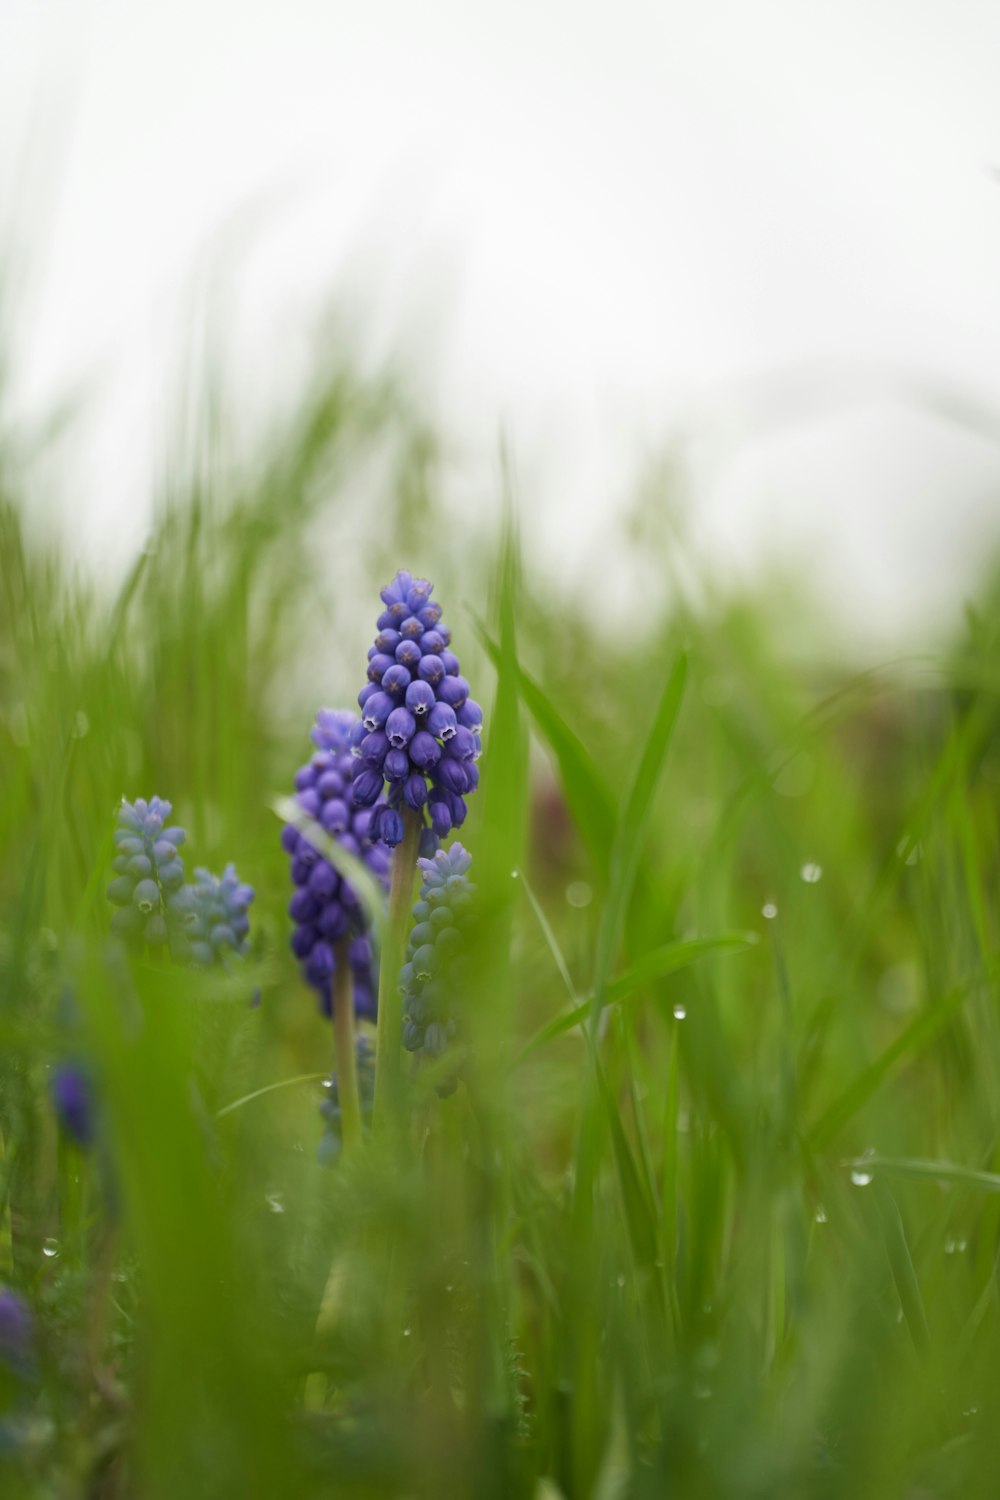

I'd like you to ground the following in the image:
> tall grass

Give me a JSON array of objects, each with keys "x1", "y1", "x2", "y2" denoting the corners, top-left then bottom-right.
[{"x1": 1, "y1": 317, "x2": 1000, "y2": 1499}]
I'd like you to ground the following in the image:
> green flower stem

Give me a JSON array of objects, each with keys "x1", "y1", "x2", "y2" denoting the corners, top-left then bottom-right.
[
  {"x1": 372, "y1": 807, "x2": 423, "y2": 1129},
  {"x1": 332, "y1": 939, "x2": 362, "y2": 1152}
]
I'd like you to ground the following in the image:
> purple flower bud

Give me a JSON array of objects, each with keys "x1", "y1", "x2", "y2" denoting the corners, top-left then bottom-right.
[
  {"x1": 320, "y1": 798, "x2": 350, "y2": 834},
  {"x1": 306, "y1": 942, "x2": 335, "y2": 984},
  {"x1": 409, "y1": 730, "x2": 442, "y2": 770},
  {"x1": 362, "y1": 691, "x2": 394, "y2": 731},
  {"x1": 381, "y1": 663, "x2": 412, "y2": 698},
  {"x1": 381, "y1": 809, "x2": 404, "y2": 847},
  {"x1": 153, "y1": 839, "x2": 180, "y2": 864},
  {"x1": 358, "y1": 681, "x2": 378, "y2": 709},
  {"x1": 308, "y1": 862, "x2": 340, "y2": 902},
  {"x1": 450, "y1": 726, "x2": 478, "y2": 760},
  {"x1": 419, "y1": 630, "x2": 444, "y2": 655},
  {"x1": 317, "y1": 902, "x2": 350, "y2": 941},
  {"x1": 384, "y1": 748, "x2": 410, "y2": 781},
  {"x1": 427, "y1": 701, "x2": 458, "y2": 741},
  {"x1": 437, "y1": 674, "x2": 470, "y2": 709},
  {"x1": 385, "y1": 706, "x2": 417, "y2": 748},
  {"x1": 367, "y1": 653, "x2": 395, "y2": 683},
  {"x1": 292, "y1": 924, "x2": 317, "y2": 959},
  {"x1": 281, "y1": 824, "x2": 300, "y2": 855},
  {"x1": 290, "y1": 888, "x2": 319, "y2": 924},
  {"x1": 297, "y1": 788, "x2": 321, "y2": 818},
  {"x1": 404, "y1": 773, "x2": 428, "y2": 809},
  {"x1": 436, "y1": 758, "x2": 469, "y2": 795},
  {"x1": 375, "y1": 628, "x2": 401, "y2": 653},
  {"x1": 405, "y1": 679, "x2": 436, "y2": 717},
  {"x1": 429, "y1": 798, "x2": 453, "y2": 837},
  {"x1": 406, "y1": 580, "x2": 433, "y2": 612},
  {"x1": 418, "y1": 653, "x2": 445, "y2": 686},
  {"x1": 417, "y1": 603, "x2": 442, "y2": 628},
  {"x1": 361, "y1": 730, "x2": 389, "y2": 768},
  {"x1": 458, "y1": 699, "x2": 483, "y2": 730},
  {"x1": 317, "y1": 769, "x2": 344, "y2": 798},
  {"x1": 53, "y1": 1064, "x2": 94, "y2": 1147},
  {"x1": 399, "y1": 614, "x2": 423, "y2": 640},
  {"x1": 440, "y1": 649, "x2": 460, "y2": 676},
  {"x1": 395, "y1": 639, "x2": 421, "y2": 669},
  {"x1": 351, "y1": 768, "x2": 384, "y2": 807}
]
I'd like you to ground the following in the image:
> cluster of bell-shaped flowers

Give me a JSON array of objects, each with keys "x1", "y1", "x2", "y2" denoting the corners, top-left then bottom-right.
[
  {"x1": 181, "y1": 864, "x2": 255, "y2": 967},
  {"x1": 317, "y1": 1036, "x2": 376, "y2": 1163},
  {"x1": 283, "y1": 709, "x2": 390, "y2": 1020},
  {"x1": 105, "y1": 796, "x2": 188, "y2": 956},
  {"x1": 106, "y1": 797, "x2": 254, "y2": 969},
  {"x1": 400, "y1": 842, "x2": 475, "y2": 1094},
  {"x1": 351, "y1": 572, "x2": 483, "y2": 850}
]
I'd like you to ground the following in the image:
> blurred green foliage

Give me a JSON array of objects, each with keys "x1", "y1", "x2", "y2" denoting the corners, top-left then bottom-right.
[{"x1": 1, "y1": 305, "x2": 1000, "y2": 1500}]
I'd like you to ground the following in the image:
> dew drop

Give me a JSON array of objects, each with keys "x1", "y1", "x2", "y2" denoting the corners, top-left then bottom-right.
[
  {"x1": 73, "y1": 710, "x2": 90, "y2": 739},
  {"x1": 42, "y1": 1239, "x2": 59, "y2": 1259},
  {"x1": 814, "y1": 1205, "x2": 828, "y2": 1224},
  {"x1": 800, "y1": 862, "x2": 823, "y2": 884},
  {"x1": 402, "y1": 1327, "x2": 412, "y2": 1338},
  {"x1": 672, "y1": 1003, "x2": 687, "y2": 1020},
  {"x1": 266, "y1": 1193, "x2": 285, "y2": 1215},
  {"x1": 616, "y1": 1274, "x2": 626, "y2": 1288},
  {"x1": 850, "y1": 1170, "x2": 873, "y2": 1188},
  {"x1": 566, "y1": 881, "x2": 593, "y2": 909},
  {"x1": 762, "y1": 902, "x2": 778, "y2": 920}
]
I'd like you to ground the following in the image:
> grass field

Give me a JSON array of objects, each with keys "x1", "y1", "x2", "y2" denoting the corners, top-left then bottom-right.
[{"x1": 2, "y1": 336, "x2": 1000, "y2": 1499}]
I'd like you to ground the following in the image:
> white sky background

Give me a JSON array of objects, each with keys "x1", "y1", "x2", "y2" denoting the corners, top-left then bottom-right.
[{"x1": 3, "y1": 0, "x2": 1000, "y2": 651}]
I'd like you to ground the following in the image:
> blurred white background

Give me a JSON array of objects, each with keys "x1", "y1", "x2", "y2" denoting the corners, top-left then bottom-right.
[{"x1": 3, "y1": 0, "x2": 1000, "y2": 649}]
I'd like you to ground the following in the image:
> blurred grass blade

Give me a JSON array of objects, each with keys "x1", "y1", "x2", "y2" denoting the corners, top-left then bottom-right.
[
  {"x1": 514, "y1": 932, "x2": 757, "y2": 1065},
  {"x1": 809, "y1": 975, "x2": 980, "y2": 1149},
  {"x1": 846, "y1": 1156, "x2": 1000, "y2": 1194},
  {"x1": 474, "y1": 618, "x2": 616, "y2": 868},
  {"x1": 873, "y1": 1180, "x2": 930, "y2": 1357},
  {"x1": 590, "y1": 649, "x2": 688, "y2": 1026}
]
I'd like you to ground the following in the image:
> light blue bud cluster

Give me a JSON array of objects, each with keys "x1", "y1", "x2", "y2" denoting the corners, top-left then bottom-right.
[
  {"x1": 106, "y1": 797, "x2": 254, "y2": 968},
  {"x1": 105, "y1": 796, "x2": 188, "y2": 954},
  {"x1": 352, "y1": 572, "x2": 483, "y2": 850},
  {"x1": 317, "y1": 1037, "x2": 376, "y2": 1163},
  {"x1": 283, "y1": 709, "x2": 390, "y2": 1019},
  {"x1": 182, "y1": 865, "x2": 255, "y2": 967},
  {"x1": 400, "y1": 843, "x2": 475, "y2": 1094}
]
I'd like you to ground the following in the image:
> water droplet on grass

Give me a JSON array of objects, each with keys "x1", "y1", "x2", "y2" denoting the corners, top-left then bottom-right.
[
  {"x1": 850, "y1": 1170, "x2": 873, "y2": 1188},
  {"x1": 672, "y1": 1003, "x2": 687, "y2": 1020},
  {"x1": 266, "y1": 1193, "x2": 285, "y2": 1214},
  {"x1": 402, "y1": 1327, "x2": 412, "y2": 1338},
  {"x1": 42, "y1": 1239, "x2": 59, "y2": 1259},
  {"x1": 762, "y1": 902, "x2": 778, "y2": 920},
  {"x1": 566, "y1": 881, "x2": 592, "y2": 909},
  {"x1": 800, "y1": 862, "x2": 823, "y2": 884},
  {"x1": 616, "y1": 1274, "x2": 626, "y2": 1288},
  {"x1": 814, "y1": 1205, "x2": 828, "y2": 1224}
]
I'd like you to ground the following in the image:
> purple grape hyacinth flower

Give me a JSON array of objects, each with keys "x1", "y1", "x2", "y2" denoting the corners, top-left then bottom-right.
[
  {"x1": 183, "y1": 864, "x2": 255, "y2": 967},
  {"x1": 353, "y1": 572, "x2": 483, "y2": 849},
  {"x1": 0, "y1": 1291, "x2": 34, "y2": 1378},
  {"x1": 105, "y1": 796, "x2": 188, "y2": 956},
  {"x1": 400, "y1": 842, "x2": 475, "y2": 1094},
  {"x1": 284, "y1": 709, "x2": 390, "y2": 1019},
  {"x1": 52, "y1": 1063, "x2": 95, "y2": 1148}
]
